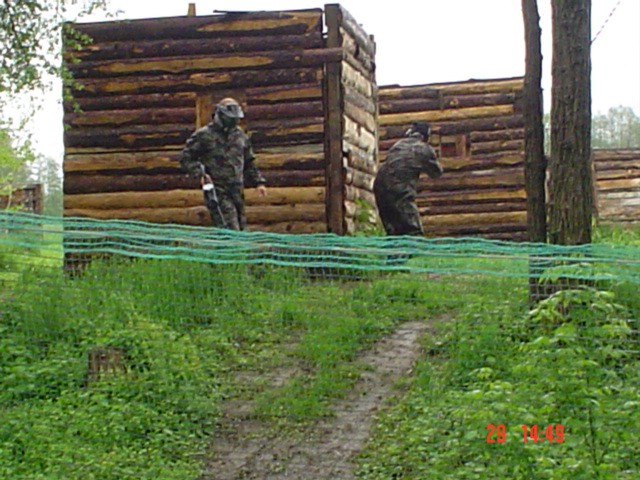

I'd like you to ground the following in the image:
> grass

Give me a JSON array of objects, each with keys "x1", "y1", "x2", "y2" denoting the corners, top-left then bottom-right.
[{"x1": 0, "y1": 220, "x2": 638, "y2": 478}]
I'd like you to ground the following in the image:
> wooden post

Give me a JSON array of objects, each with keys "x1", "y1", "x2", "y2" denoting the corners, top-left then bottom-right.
[{"x1": 324, "y1": 4, "x2": 345, "y2": 235}]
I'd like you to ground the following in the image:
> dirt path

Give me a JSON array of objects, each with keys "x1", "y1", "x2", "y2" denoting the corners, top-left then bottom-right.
[{"x1": 201, "y1": 320, "x2": 432, "y2": 480}]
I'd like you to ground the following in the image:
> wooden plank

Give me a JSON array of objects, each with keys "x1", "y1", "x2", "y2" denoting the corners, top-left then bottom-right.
[
  {"x1": 64, "y1": 150, "x2": 182, "y2": 174},
  {"x1": 69, "y1": 48, "x2": 343, "y2": 79},
  {"x1": 64, "y1": 186, "x2": 325, "y2": 210},
  {"x1": 470, "y1": 139, "x2": 524, "y2": 155},
  {"x1": 69, "y1": 10, "x2": 323, "y2": 42},
  {"x1": 70, "y1": 67, "x2": 323, "y2": 97},
  {"x1": 324, "y1": 4, "x2": 345, "y2": 235},
  {"x1": 64, "y1": 203, "x2": 326, "y2": 225},
  {"x1": 64, "y1": 107, "x2": 195, "y2": 128},
  {"x1": 424, "y1": 211, "x2": 527, "y2": 228},
  {"x1": 380, "y1": 104, "x2": 515, "y2": 127},
  {"x1": 418, "y1": 187, "x2": 526, "y2": 205},
  {"x1": 69, "y1": 33, "x2": 324, "y2": 62}
]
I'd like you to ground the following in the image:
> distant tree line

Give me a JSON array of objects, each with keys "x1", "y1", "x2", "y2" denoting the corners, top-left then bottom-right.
[{"x1": 543, "y1": 106, "x2": 640, "y2": 154}]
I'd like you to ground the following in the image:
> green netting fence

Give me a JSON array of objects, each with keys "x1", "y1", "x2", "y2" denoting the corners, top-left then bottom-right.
[{"x1": 1, "y1": 210, "x2": 639, "y2": 480}]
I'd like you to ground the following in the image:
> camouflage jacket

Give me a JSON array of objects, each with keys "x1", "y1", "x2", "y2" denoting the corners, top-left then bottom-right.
[
  {"x1": 180, "y1": 118, "x2": 266, "y2": 188},
  {"x1": 375, "y1": 135, "x2": 443, "y2": 194}
]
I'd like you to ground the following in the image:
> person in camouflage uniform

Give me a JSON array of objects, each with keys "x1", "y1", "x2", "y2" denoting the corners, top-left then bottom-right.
[
  {"x1": 373, "y1": 121, "x2": 443, "y2": 236},
  {"x1": 180, "y1": 98, "x2": 267, "y2": 230}
]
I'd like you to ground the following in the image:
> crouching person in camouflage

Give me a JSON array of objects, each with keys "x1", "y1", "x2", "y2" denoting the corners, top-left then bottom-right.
[
  {"x1": 180, "y1": 97, "x2": 267, "y2": 230},
  {"x1": 373, "y1": 121, "x2": 443, "y2": 236}
]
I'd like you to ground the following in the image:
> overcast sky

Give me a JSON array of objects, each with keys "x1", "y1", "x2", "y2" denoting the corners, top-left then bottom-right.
[{"x1": 30, "y1": 0, "x2": 640, "y2": 159}]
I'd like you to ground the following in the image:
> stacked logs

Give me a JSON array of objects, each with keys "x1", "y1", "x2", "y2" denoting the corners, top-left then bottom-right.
[
  {"x1": 324, "y1": 5, "x2": 378, "y2": 235},
  {"x1": 63, "y1": 9, "x2": 339, "y2": 234},
  {"x1": 379, "y1": 77, "x2": 526, "y2": 240},
  {"x1": 593, "y1": 149, "x2": 640, "y2": 223}
]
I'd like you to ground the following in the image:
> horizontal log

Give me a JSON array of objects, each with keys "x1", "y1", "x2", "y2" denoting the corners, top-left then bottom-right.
[
  {"x1": 69, "y1": 33, "x2": 324, "y2": 62},
  {"x1": 596, "y1": 178, "x2": 640, "y2": 192},
  {"x1": 419, "y1": 200, "x2": 526, "y2": 216},
  {"x1": 380, "y1": 104, "x2": 515, "y2": 127},
  {"x1": 424, "y1": 77, "x2": 524, "y2": 95},
  {"x1": 593, "y1": 149, "x2": 640, "y2": 160},
  {"x1": 64, "y1": 123, "x2": 194, "y2": 150},
  {"x1": 64, "y1": 92, "x2": 197, "y2": 113},
  {"x1": 64, "y1": 186, "x2": 325, "y2": 210},
  {"x1": 65, "y1": 108, "x2": 195, "y2": 128},
  {"x1": 246, "y1": 100, "x2": 323, "y2": 120},
  {"x1": 379, "y1": 97, "x2": 441, "y2": 115},
  {"x1": 69, "y1": 10, "x2": 323, "y2": 43},
  {"x1": 418, "y1": 187, "x2": 526, "y2": 205},
  {"x1": 441, "y1": 92, "x2": 518, "y2": 110},
  {"x1": 418, "y1": 168, "x2": 525, "y2": 192},
  {"x1": 378, "y1": 85, "x2": 441, "y2": 101},
  {"x1": 246, "y1": 221, "x2": 327, "y2": 234},
  {"x1": 595, "y1": 169, "x2": 640, "y2": 181},
  {"x1": 438, "y1": 153, "x2": 524, "y2": 173},
  {"x1": 470, "y1": 139, "x2": 524, "y2": 155},
  {"x1": 64, "y1": 204, "x2": 326, "y2": 227},
  {"x1": 64, "y1": 150, "x2": 182, "y2": 175},
  {"x1": 424, "y1": 210, "x2": 527, "y2": 228},
  {"x1": 424, "y1": 222, "x2": 527, "y2": 238},
  {"x1": 598, "y1": 203, "x2": 640, "y2": 222},
  {"x1": 65, "y1": 100, "x2": 325, "y2": 128},
  {"x1": 247, "y1": 83, "x2": 322, "y2": 104},
  {"x1": 69, "y1": 48, "x2": 343, "y2": 79},
  {"x1": 64, "y1": 169, "x2": 326, "y2": 194},
  {"x1": 470, "y1": 128, "x2": 524, "y2": 143},
  {"x1": 250, "y1": 122, "x2": 324, "y2": 147},
  {"x1": 63, "y1": 150, "x2": 323, "y2": 175},
  {"x1": 70, "y1": 67, "x2": 323, "y2": 98},
  {"x1": 379, "y1": 115, "x2": 525, "y2": 142},
  {"x1": 594, "y1": 160, "x2": 640, "y2": 172}
]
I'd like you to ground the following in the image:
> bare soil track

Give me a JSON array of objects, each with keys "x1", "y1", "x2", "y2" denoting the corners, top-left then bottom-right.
[{"x1": 201, "y1": 320, "x2": 433, "y2": 480}]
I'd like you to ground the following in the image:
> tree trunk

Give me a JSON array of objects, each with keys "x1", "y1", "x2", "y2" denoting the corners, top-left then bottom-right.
[
  {"x1": 522, "y1": 0, "x2": 547, "y2": 243},
  {"x1": 522, "y1": 0, "x2": 549, "y2": 303},
  {"x1": 549, "y1": 0, "x2": 592, "y2": 245}
]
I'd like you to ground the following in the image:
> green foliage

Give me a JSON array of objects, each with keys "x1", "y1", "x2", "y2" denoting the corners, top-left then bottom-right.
[
  {"x1": 357, "y1": 287, "x2": 640, "y2": 479},
  {"x1": 0, "y1": 0, "x2": 108, "y2": 95},
  {"x1": 592, "y1": 106, "x2": 640, "y2": 149}
]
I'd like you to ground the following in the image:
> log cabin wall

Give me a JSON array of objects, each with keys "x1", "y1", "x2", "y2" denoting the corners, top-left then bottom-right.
[
  {"x1": 378, "y1": 77, "x2": 526, "y2": 240},
  {"x1": 324, "y1": 4, "x2": 378, "y2": 235},
  {"x1": 593, "y1": 149, "x2": 640, "y2": 223},
  {"x1": 62, "y1": 7, "x2": 353, "y2": 234}
]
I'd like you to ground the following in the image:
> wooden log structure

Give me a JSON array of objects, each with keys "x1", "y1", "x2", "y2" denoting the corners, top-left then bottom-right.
[
  {"x1": 0, "y1": 184, "x2": 43, "y2": 213},
  {"x1": 593, "y1": 149, "x2": 640, "y2": 223},
  {"x1": 379, "y1": 77, "x2": 527, "y2": 240},
  {"x1": 63, "y1": 6, "x2": 377, "y2": 235}
]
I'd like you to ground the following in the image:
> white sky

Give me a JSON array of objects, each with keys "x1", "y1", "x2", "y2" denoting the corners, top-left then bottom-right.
[{"x1": 29, "y1": 0, "x2": 640, "y2": 160}]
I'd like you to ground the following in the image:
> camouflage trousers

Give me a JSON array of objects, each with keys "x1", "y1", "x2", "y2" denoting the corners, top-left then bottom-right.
[
  {"x1": 205, "y1": 184, "x2": 246, "y2": 231},
  {"x1": 373, "y1": 183, "x2": 424, "y2": 236}
]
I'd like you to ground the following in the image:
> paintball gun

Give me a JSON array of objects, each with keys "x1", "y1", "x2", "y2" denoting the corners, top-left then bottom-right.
[{"x1": 200, "y1": 165, "x2": 227, "y2": 228}]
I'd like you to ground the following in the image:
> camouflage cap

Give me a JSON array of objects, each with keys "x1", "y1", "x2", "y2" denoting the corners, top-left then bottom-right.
[{"x1": 216, "y1": 97, "x2": 245, "y2": 119}]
